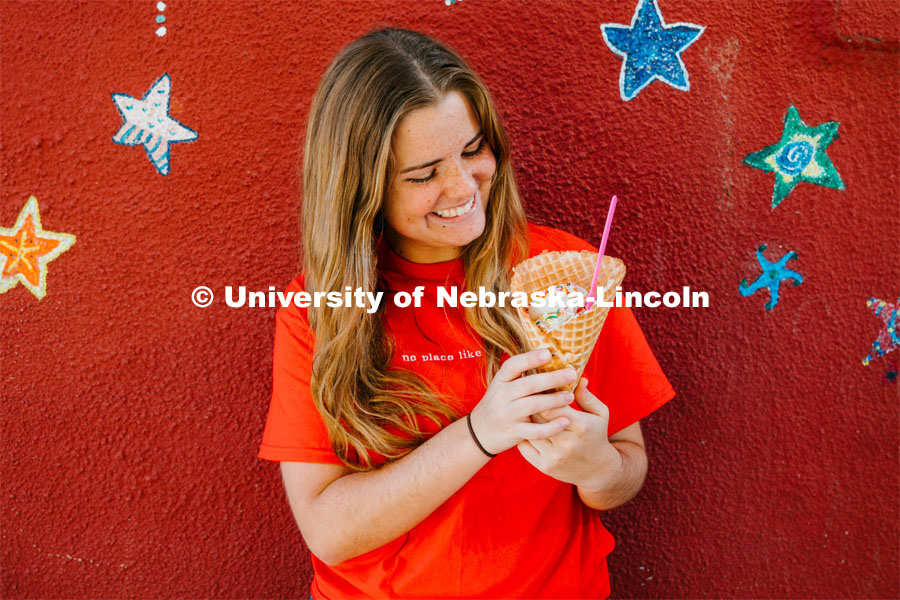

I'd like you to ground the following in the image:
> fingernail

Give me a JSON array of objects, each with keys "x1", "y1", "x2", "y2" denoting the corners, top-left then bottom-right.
[
  {"x1": 539, "y1": 349, "x2": 551, "y2": 360},
  {"x1": 565, "y1": 392, "x2": 575, "y2": 401},
  {"x1": 566, "y1": 369, "x2": 577, "y2": 381}
]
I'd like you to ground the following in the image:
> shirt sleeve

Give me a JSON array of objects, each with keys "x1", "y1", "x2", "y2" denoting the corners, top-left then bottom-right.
[
  {"x1": 583, "y1": 306, "x2": 675, "y2": 436},
  {"x1": 257, "y1": 277, "x2": 344, "y2": 464}
]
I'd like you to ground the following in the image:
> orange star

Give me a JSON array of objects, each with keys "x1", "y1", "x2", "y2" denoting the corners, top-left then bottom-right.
[
  {"x1": 0, "y1": 214, "x2": 59, "y2": 285},
  {"x1": 0, "y1": 196, "x2": 76, "y2": 299}
]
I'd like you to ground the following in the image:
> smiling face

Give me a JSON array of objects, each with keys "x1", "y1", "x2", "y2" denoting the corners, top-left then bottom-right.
[{"x1": 383, "y1": 90, "x2": 497, "y2": 263}]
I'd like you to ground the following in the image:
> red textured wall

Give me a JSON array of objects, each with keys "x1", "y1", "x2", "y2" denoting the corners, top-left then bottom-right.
[{"x1": 1, "y1": 1, "x2": 897, "y2": 598}]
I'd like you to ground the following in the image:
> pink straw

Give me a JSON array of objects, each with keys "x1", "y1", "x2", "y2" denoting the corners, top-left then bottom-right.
[{"x1": 585, "y1": 195, "x2": 618, "y2": 310}]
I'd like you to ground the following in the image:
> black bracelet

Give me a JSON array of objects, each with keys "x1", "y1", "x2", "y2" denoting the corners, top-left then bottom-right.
[{"x1": 466, "y1": 413, "x2": 497, "y2": 458}]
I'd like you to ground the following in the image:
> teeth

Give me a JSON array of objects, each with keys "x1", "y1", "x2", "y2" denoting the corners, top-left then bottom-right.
[{"x1": 432, "y1": 195, "x2": 476, "y2": 218}]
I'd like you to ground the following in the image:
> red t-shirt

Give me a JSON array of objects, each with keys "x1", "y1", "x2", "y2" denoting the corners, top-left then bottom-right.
[{"x1": 258, "y1": 223, "x2": 675, "y2": 599}]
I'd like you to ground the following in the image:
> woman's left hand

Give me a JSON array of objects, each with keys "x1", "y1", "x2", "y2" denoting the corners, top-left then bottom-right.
[{"x1": 516, "y1": 378, "x2": 622, "y2": 492}]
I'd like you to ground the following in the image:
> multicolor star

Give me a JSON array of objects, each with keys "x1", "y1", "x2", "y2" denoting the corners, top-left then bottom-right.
[
  {"x1": 600, "y1": 0, "x2": 705, "y2": 101},
  {"x1": 111, "y1": 73, "x2": 197, "y2": 175},
  {"x1": 862, "y1": 297, "x2": 899, "y2": 366},
  {"x1": 743, "y1": 105, "x2": 845, "y2": 209},
  {"x1": 0, "y1": 196, "x2": 76, "y2": 300},
  {"x1": 739, "y1": 244, "x2": 803, "y2": 310}
]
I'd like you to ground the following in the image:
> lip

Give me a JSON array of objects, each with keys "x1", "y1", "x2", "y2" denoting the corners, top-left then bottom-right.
[{"x1": 428, "y1": 191, "x2": 479, "y2": 223}]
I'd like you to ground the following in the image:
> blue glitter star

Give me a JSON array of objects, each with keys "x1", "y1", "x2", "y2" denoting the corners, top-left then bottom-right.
[
  {"x1": 601, "y1": 0, "x2": 705, "y2": 101},
  {"x1": 111, "y1": 74, "x2": 197, "y2": 176},
  {"x1": 739, "y1": 244, "x2": 803, "y2": 310}
]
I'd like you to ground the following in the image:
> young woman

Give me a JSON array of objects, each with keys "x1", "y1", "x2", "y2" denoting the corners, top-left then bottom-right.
[{"x1": 258, "y1": 27, "x2": 674, "y2": 599}]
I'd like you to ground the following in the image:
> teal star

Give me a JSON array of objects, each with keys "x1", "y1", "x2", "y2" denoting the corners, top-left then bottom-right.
[
  {"x1": 739, "y1": 244, "x2": 803, "y2": 310},
  {"x1": 743, "y1": 106, "x2": 844, "y2": 209}
]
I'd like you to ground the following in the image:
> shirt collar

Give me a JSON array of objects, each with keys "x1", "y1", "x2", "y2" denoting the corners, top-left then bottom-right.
[{"x1": 375, "y1": 235, "x2": 465, "y2": 282}]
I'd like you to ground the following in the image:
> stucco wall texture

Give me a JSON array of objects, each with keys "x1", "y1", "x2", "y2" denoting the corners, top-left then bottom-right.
[{"x1": 1, "y1": 0, "x2": 898, "y2": 598}]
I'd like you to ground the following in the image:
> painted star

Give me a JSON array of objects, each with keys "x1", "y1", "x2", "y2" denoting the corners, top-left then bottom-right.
[
  {"x1": 743, "y1": 105, "x2": 844, "y2": 209},
  {"x1": 111, "y1": 73, "x2": 197, "y2": 175},
  {"x1": 0, "y1": 196, "x2": 76, "y2": 300},
  {"x1": 739, "y1": 244, "x2": 803, "y2": 310},
  {"x1": 601, "y1": 0, "x2": 705, "y2": 101},
  {"x1": 862, "y1": 297, "x2": 899, "y2": 366}
]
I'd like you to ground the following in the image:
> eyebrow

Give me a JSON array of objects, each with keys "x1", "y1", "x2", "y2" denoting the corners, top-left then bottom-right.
[{"x1": 398, "y1": 131, "x2": 483, "y2": 175}]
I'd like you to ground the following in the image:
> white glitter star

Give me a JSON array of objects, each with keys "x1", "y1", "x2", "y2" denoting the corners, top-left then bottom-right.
[{"x1": 111, "y1": 74, "x2": 197, "y2": 175}]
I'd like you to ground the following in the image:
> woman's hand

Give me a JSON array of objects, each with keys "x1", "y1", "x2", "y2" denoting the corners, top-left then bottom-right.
[
  {"x1": 516, "y1": 378, "x2": 622, "y2": 492},
  {"x1": 468, "y1": 348, "x2": 579, "y2": 456}
]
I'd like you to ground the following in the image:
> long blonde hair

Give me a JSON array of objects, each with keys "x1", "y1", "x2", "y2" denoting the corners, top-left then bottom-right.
[{"x1": 302, "y1": 27, "x2": 529, "y2": 470}]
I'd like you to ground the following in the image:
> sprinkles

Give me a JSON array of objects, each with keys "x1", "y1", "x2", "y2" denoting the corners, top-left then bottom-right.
[{"x1": 529, "y1": 283, "x2": 589, "y2": 332}]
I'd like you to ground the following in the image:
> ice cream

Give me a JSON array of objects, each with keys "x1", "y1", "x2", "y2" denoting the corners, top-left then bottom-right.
[{"x1": 528, "y1": 283, "x2": 590, "y2": 332}]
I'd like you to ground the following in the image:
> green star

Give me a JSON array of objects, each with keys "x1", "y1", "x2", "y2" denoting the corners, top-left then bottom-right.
[{"x1": 743, "y1": 105, "x2": 845, "y2": 209}]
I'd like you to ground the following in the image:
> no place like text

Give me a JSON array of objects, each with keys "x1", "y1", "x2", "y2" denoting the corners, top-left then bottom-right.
[{"x1": 400, "y1": 349, "x2": 483, "y2": 362}]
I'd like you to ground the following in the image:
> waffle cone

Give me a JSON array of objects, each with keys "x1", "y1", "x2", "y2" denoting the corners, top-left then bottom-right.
[{"x1": 510, "y1": 250, "x2": 626, "y2": 391}]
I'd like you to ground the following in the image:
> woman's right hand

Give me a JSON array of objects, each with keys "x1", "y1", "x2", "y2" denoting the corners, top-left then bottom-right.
[{"x1": 468, "y1": 348, "x2": 578, "y2": 456}]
